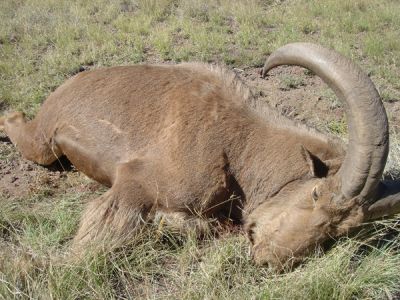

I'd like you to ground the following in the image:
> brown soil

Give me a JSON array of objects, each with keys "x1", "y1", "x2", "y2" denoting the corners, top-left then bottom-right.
[
  {"x1": 238, "y1": 65, "x2": 400, "y2": 132},
  {"x1": 239, "y1": 65, "x2": 345, "y2": 131},
  {"x1": 0, "y1": 65, "x2": 399, "y2": 200},
  {"x1": 0, "y1": 135, "x2": 102, "y2": 200}
]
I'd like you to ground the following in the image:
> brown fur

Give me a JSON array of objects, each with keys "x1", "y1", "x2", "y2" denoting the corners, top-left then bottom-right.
[{"x1": 1, "y1": 63, "x2": 357, "y2": 270}]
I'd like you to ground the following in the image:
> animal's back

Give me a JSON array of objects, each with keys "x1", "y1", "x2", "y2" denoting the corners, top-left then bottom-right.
[
  {"x1": 39, "y1": 65, "x2": 188, "y2": 150},
  {"x1": 32, "y1": 64, "x2": 252, "y2": 193}
]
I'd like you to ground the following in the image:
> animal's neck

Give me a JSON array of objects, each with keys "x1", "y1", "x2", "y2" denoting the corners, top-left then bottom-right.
[{"x1": 226, "y1": 122, "x2": 336, "y2": 217}]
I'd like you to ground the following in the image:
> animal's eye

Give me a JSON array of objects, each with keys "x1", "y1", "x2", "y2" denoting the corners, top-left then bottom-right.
[{"x1": 311, "y1": 186, "x2": 319, "y2": 203}]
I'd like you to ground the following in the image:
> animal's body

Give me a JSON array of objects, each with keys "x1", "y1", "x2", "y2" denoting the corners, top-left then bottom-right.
[{"x1": 1, "y1": 43, "x2": 399, "y2": 270}]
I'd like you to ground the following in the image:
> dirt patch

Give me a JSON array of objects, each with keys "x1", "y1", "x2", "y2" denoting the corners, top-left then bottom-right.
[
  {"x1": 238, "y1": 65, "x2": 345, "y2": 131},
  {"x1": 238, "y1": 65, "x2": 400, "y2": 132},
  {"x1": 0, "y1": 135, "x2": 101, "y2": 200}
]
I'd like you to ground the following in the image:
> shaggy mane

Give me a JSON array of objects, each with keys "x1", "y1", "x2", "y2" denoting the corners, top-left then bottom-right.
[{"x1": 178, "y1": 62, "x2": 341, "y2": 147}]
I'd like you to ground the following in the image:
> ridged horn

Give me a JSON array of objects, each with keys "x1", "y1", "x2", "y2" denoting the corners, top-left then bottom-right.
[{"x1": 262, "y1": 43, "x2": 389, "y2": 201}]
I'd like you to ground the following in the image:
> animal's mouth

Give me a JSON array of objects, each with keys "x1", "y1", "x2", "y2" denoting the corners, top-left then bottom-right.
[{"x1": 251, "y1": 244, "x2": 310, "y2": 272}]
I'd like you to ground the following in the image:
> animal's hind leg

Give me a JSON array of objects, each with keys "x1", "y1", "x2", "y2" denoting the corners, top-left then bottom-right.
[
  {"x1": 73, "y1": 162, "x2": 153, "y2": 249},
  {"x1": 0, "y1": 112, "x2": 60, "y2": 165}
]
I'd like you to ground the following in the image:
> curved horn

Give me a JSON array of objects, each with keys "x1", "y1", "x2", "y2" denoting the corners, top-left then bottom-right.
[{"x1": 262, "y1": 43, "x2": 389, "y2": 201}]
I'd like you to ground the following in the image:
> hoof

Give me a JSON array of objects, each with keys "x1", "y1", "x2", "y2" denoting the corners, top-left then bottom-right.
[
  {"x1": 6, "y1": 112, "x2": 25, "y2": 123},
  {"x1": 0, "y1": 112, "x2": 25, "y2": 130}
]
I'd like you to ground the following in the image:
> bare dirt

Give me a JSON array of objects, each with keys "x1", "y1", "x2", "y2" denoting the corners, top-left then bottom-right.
[
  {"x1": 0, "y1": 135, "x2": 102, "y2": 201},
  {"x1": 1, "y1": 65, "x2": 399, "y2": 201},
  {"x1": 238, "y1": 65, "x2": 400, "y2": 132}
]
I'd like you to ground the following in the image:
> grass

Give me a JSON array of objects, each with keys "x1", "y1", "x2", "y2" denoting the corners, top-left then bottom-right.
[
  {"x1": 1, "y1": 0, "x2": 400, "y2": 299},
  {"x1": 326, "y1": 118, "x2": 347, "y2": 137},
  {"x1": 1, "y1": 0, "x2": 399, "y2": 116},
  {"x1": 279, "y1": 74, "x2": 306, "y2": 91},
  {"x1": 1, "y1": 193, "x2": 399, "y2": 299}
]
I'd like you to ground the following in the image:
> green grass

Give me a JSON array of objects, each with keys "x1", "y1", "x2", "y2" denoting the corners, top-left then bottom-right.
[
  {"x1": 1, "y1": 0, "x2": 400, "y2": 299},
  {"x1": 327, "y1": 118, "x2": 347, "y2": 137},
  {"x1": 0, "y1": 0, "x2": 399, "y2": 116},
  {"x1": 279, "y1": 74, "x2": 306, "y2": 91}
]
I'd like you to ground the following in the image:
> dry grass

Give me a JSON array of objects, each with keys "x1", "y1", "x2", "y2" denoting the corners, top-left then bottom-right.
[{"x1": 1, "y1": 191, "x2": 399, "y2": 299}]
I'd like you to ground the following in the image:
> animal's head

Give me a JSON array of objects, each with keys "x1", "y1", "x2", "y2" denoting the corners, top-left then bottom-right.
[{"x1": 245, "y1": 43, "x2": 400, "y2": 271}]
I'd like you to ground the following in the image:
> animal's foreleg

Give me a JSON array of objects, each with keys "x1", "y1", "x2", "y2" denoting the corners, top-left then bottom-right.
[
  {"x1": 1, "y1": 112, "x2": 60, "y2": 165},
  {"x1": 73, "y1": 189, "x2": 147, "y2": 248},
  {"x1": 153, "y1": 211, "x2": 212, "y2": 237},
  {"x1": 73, "y1": 162, "x2": 153, "y2": 250}
]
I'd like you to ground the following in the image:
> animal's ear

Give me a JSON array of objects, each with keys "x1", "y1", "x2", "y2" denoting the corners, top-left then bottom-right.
[
  {"x1": 300, "y1": 145, "x2": 329, "y2": 178},
  {"x1": 323, "y1": 158, "x2": 342, "y2": 176}
]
